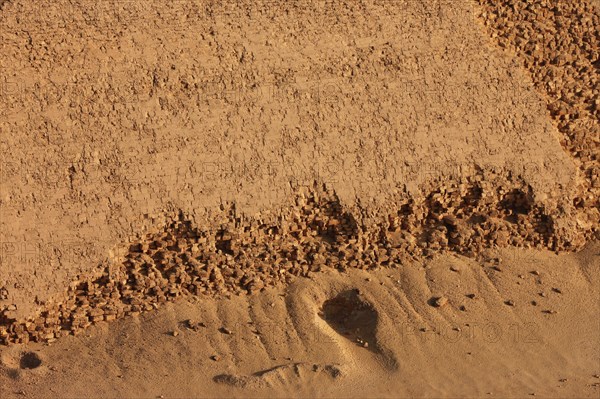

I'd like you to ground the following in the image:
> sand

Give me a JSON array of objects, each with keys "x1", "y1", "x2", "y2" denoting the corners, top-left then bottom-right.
[
  {"x1": 0, "y1": 0, "x2": 598, "y2": 397},
  {"x1": 1, "y1": 243, "x2": 599, "y2": 397}
]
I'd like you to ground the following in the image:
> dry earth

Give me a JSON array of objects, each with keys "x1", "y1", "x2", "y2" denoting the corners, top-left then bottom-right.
[{"x1": 0, "y1": 0, "x2": 598, "y2": 398}]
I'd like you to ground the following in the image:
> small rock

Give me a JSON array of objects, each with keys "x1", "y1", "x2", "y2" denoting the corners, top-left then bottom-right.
[
  {"x1": 466, "y1": 293, "x2": 476, "y2": 299},
  {"x1": 552, "y1": 287, "x2": 562, "y2": 294},
  {"x1": 172, "y1": 331, "x2": 179, "y2": 337},
  {"x1": 185, "y1": 319, "x2": 205, "y2": 331},
  {"x1": 505, "y1": 300, "x2": 515, "y2": 307},
  {"x1": 219, "y1": 327, "x2": 233, "y2": 335},
  {"x1": 210, "y1": 355, "x2": 220, "y2": 361},
  {"x1": 442, "y1": 215, "x2": 458, "y2": 226},
  {"x1": 432, "y1": 296, "x2": 448, "y2": 307}
]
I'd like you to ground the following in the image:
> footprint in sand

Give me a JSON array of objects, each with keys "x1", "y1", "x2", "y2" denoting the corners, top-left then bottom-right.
[
  {"x1": 19, "y1": 351, "x2": 42, "y2": 369},
  {"x1": 213, "y1": 362, "x2": 344, "y2": 389},
  {"x1": 1, "y1": 349, "x2": 44, "y2": 381},
  {"x1": 320, "y1": 288, "x2": 379, "y2": 352}
]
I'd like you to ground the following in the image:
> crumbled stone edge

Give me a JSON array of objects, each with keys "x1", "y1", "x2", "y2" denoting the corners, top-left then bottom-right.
[
  {"x1": 0, "y1": 171, "x2": 590, "y2": 345},
  {"x1": 476, "y1": 0, "x2": 599, "y2": 225}
]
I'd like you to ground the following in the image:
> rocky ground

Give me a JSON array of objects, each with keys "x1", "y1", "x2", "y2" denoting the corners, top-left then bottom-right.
[{"x1": 0, "y1": 0, "x2": 598, "y2": 397}]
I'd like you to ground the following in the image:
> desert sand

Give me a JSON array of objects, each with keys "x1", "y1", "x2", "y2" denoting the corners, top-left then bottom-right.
[{"x1": 0, "y1": 0, "x2": 598, "y2": 398}]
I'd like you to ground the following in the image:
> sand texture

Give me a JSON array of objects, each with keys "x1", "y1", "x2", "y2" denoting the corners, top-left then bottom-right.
[{"x1": 0, "y1": 0, "x2": 598, "y2": 397}]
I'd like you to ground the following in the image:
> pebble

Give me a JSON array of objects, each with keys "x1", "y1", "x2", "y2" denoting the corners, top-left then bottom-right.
[
  {"x1": 442, "y1": 215, "x2": 458, "y2": 226},
  {"x1": 432, "y1": 296, "x2": 448, "y2": 307},
  {"x1": 186, "y1": 320, "x2": 206, "y2": 331},
  {"x1": 505, "y1": 300, "x2": 515, "y2": 307},
  {"x1": 219, "y1": 327, "x2": 233, "y2": 335}
]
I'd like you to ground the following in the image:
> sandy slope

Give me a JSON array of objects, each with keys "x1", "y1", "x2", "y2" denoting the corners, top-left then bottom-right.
[{"x1": 1, "y1": 242, "x2": 598, "y2": 398}]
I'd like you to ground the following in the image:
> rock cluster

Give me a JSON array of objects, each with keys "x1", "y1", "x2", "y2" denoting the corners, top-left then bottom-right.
[
  {"x1": 0, "y1": 173, "x2": 573, "y2": 345},
  {"x1": 0, "y1": 189, "x2": 358, "y2": 344},
  {"x1": 477, "y1": 0, "x2": 599, "y2": 233}
]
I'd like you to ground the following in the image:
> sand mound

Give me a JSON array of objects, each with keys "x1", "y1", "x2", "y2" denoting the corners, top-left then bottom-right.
[{"x1": 1, "y1": 242, "x2": 598, "y2": 397}]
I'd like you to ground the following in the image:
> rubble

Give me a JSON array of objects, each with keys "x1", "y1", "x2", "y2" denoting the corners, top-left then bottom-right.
[
  {"x1": 477, "y1": 0, "x2": 599, "y2": 242},
  {"x1": 0, "y1": 174, "x2": 592, "y2": 345}
]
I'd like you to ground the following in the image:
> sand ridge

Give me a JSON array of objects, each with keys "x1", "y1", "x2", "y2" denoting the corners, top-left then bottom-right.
[{"x1": 1, "y1": 242, "x2": 598, "y2": 397}]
